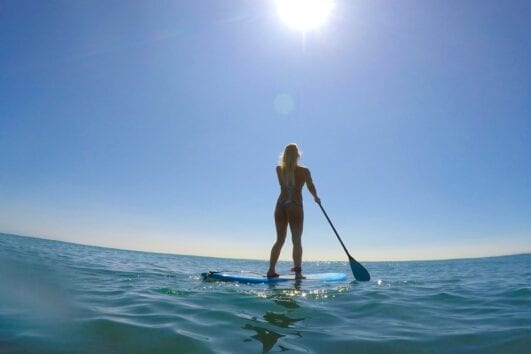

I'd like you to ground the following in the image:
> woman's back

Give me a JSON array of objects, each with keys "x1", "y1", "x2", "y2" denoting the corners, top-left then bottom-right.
[{"x1": 276, "y1": 165, "x2": 310, "y2": 205}]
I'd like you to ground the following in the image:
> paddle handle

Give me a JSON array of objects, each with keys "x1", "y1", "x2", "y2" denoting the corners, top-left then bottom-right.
[{"x1": 317, "y1": 202, "x2": 353, "y2": 259}]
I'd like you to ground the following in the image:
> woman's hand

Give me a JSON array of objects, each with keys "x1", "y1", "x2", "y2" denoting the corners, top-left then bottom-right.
[{"x1": 314, "y1": 196, "x2": 321, "y2": 204}]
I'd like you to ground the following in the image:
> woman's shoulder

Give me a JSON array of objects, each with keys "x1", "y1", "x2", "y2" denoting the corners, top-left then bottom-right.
[{"x1": 296, "y1": 165, "x2": 311, "y2": 173}]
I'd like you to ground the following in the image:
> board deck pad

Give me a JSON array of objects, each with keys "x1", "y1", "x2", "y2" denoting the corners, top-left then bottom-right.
[{"x1": 201, "y1": 271, "x2": 347, "y2": 284}]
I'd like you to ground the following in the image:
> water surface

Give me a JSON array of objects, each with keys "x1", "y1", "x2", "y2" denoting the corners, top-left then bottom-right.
[{"x1": 0, "y1": 233, "x2": 529, "y2": 353}]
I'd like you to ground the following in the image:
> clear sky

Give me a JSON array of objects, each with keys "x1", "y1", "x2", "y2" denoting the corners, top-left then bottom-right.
[{"x1": 1, "y1": 0, "x2": 530, "y2": 261}]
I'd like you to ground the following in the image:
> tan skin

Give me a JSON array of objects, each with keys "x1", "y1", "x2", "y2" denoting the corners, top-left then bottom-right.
[{"x1": 267, "y1": 165, "x2": 320, "y2": 279}]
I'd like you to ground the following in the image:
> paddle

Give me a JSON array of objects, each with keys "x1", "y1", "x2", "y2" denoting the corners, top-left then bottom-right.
[{"x1": 317, "y1": 202, "x2": 370, "y2": 281}]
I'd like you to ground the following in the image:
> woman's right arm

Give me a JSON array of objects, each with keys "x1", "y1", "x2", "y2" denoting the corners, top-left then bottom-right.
[{"x1": 305, "y1": 168, "x2": 321, "y2": 204}]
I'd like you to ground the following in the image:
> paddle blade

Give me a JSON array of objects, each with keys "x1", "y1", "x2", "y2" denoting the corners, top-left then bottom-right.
[{"x1": 349, "y1": 256, "x2": 370, "y2": 281}]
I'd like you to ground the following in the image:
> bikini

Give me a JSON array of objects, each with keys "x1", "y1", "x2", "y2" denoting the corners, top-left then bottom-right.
[{"x1": 277, "y1": 185, "x2": 303, "y2": 209}]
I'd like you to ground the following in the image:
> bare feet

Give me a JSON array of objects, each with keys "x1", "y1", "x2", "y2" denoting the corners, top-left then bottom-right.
[
  {"x1": 267, "y1": 271, "x2": 279, "y2": 278},
  {"x1": 294, "y1": 272, "x2": 306, "y2": 280},
  {"x1": 291, "y1": 267, "x2": 305, "y2": 280}
]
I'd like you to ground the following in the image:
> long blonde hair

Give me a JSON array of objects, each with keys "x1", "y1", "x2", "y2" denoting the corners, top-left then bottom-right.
[{"x1": 279, "y1": 143, "x2": 300, "y2": 187}]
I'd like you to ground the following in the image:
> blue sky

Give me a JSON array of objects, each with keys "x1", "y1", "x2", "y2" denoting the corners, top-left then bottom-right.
[{"x1": 1, "y1": 0, "x2": 530, "y2": 261}]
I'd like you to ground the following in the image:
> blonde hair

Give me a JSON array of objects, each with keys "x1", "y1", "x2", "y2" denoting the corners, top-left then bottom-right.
[{"x1": 279, "y1": 143, "x2": 300, "y2": 187}]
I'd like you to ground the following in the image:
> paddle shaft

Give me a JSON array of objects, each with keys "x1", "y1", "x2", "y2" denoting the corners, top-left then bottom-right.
[{"x1": 317, "y1": 203, "x2": 353, "y2": 260}]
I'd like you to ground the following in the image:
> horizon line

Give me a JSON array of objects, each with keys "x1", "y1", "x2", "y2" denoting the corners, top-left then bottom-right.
[{"x1": 1, "y1": 231, "x2": 529, "y2": 264}]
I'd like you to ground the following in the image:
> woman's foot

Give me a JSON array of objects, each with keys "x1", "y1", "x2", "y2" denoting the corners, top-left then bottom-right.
[
  {"x1": 291, "y1": 267, "x2": 305, "y2": 280},
  {"x1": 294, "y1": 272, "x2": 306, "y2": 280},
  {"x1": 266, "y1": 270, "x2": 279, "y2": 278}
]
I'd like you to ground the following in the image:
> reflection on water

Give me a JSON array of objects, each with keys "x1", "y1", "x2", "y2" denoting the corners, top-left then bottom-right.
[
  {"x1": 263, "y1": 311, "x2": 303, "y2": 329},
  {"x1": 243, "y1": 284, "x2": 306, "y2": 353},
  {"x1": 243, "y1": 323, "x2": 285, "y2": 353},
  {"x1": 272, "y1": 296, "x2": 300, "y2": 309},
  {"x1": 268, "y1": 280, "x2": 303, "y2": 309}
]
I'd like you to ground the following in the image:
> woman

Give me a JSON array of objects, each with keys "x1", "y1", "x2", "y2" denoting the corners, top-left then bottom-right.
[{"x1": 267, "y1": 143, "x2": 320, "y2": 279}]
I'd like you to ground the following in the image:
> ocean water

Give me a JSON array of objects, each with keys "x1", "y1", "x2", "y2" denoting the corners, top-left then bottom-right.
[{"x1": 0, "y1": 233, "x2": 529, "y2": 354}]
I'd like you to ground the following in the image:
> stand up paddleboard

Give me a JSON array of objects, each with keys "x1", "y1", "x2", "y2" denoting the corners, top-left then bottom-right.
[{"x1": 201, "y1": 271, "x2": 347, "y2": 284}]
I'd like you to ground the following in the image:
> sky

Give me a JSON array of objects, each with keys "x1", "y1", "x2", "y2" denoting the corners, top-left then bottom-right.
[{"x1": 1, "y1": 0, "x2": 530, "y2": 262}]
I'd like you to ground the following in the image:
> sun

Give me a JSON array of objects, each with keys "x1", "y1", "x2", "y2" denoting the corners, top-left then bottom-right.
[{"x1": 276, "y1": 0, "x2": 335, "y2": 32}]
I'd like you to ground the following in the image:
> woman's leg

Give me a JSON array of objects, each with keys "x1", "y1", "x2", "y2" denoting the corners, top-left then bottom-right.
[
  {"x1": 288, "y1": 206, "x2": 304, "y2": 279},
  {"x1": 268, "y1": 206, "x2": 287, "y2": 277}
]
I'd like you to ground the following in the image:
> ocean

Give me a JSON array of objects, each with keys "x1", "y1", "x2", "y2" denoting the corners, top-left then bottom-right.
[{"x1": 0, "y1": 233, "x2": 529, "y2": 353}]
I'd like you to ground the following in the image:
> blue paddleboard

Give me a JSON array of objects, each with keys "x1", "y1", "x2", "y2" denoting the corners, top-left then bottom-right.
[{"x1": 201, "y1": 271, "x2": 347, "y2": 284}]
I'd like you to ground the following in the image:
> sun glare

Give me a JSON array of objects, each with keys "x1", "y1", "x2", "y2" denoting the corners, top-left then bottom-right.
[{"x1": 276, "y1": 0, "x2": 334, "y2": 31}]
